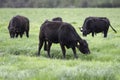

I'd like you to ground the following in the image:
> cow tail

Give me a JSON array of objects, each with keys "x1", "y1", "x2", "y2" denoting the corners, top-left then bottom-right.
[{"x1": 110, "y1": 24, "x2": 117, "y2": 33}]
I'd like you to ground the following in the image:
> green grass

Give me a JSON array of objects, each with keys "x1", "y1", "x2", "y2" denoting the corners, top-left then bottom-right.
[{"x1": 0, "y1": 8, "x2": 120, "y2": 80}]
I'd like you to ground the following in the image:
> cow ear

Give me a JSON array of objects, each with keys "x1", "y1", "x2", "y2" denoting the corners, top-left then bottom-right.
[
  {"x1": 77, "y1": 42, "x2": 80, "y2": 46},
  {"x1": 80, "y1": 27, "x2": 83, "y2": 32},
  {"x1": 81, "y1": 29, "x2": 83, "y2": 32}
]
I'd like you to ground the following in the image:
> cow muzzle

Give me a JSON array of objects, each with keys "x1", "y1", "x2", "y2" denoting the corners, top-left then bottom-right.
[{"x1": 83, "y1": 33, "x2": 87, "y2": 36}]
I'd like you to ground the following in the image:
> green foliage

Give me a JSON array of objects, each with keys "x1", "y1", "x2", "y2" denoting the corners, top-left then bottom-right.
[
  {"x1": 0, "y1": 8, "x2": 120, "y2": 80},
  {"x1": 0, "y1": 0, "x2": 120, "y2": 8}
]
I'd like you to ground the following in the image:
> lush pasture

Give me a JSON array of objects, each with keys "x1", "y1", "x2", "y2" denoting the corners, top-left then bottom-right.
[{"x1": 0, "y1": 8, "x2": 120, "y2": 80}]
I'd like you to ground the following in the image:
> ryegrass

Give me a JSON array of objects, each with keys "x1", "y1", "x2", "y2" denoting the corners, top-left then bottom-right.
[
  {"x1": 0, "y1": 8, "x2": 120, "y2": 80},
  {"x1": 0, "y1": 55, "x2": 120, "y2": 80}
]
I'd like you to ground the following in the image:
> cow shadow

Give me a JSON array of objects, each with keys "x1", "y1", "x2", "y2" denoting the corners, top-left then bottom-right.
[{"x1": 35, "y1": 49, "x2": 92, "y2": 60}]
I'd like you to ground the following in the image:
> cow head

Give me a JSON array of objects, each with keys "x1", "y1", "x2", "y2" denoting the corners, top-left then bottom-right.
[
  {"x1": 77, "y1": 39, "x2": 90, "y2": 54},
  {"x1": 80, "y1": 27, "x2": 87, "y2": 36},
  {"x1": 8, "y1": 25, "x2": 15, "y2": 38},
  {"x1": 9, "y1": 27, "x2": 16, "y2": 38},
  {"x1": 80, "y1": 26, "x2": 91, "y2": 36},
  {"x1": 80, "y1": 18, "x2": 93, "y2": 36}
]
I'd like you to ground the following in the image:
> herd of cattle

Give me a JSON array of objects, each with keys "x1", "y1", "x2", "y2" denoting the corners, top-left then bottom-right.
[{"x1": 8, "y1": 15, "x2": 117, "y2": 58}]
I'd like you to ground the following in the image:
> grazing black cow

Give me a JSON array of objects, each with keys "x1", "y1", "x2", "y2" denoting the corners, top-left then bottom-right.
[
  {"x1": 52, "y1": 17, "x2": 63, "y2": 22},
  {"x1": 80, "y1": 17, "x2": 117, "y2": 37},
  {"x1": 8, "y1": 15, "x2": 29, "y2": 38},
  {"x1": 38, "y1": 20, "x2": 90, "y2": 58}
]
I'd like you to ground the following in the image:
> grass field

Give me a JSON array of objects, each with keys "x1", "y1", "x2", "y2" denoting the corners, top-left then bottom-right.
[{"x1": 0, "y1": 8, "x2": 120, "y2": 80}]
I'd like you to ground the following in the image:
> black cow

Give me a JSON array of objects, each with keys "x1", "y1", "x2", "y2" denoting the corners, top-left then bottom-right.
[
  {"x1": 8, "y1": 15, "x2": 30, "y2": 38},
  {"x1": 38, "y1": 20, "x2": 90, "y2": 58},
  {"x1": 80, "y1": 17, "x2": 117, "y2": 37},
  {"x1": 52, "y1": 17, "x2": 63, "y2": 22}
]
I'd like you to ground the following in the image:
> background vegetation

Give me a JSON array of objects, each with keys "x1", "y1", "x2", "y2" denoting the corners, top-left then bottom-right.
[
  {"x1": 0, "y1": 8, "x2": 120, "y2": 80},
  {"x1": 0, "y1": 0, "x2": 120, "y2": 8}
]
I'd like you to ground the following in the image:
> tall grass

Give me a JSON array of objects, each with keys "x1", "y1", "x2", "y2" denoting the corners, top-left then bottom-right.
[{"x1": 0, "y1": 8, "x2": 120, "y2": 80}]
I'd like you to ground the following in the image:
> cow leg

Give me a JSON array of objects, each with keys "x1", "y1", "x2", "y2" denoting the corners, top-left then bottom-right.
[
  {"x1": 103, "y1": 30, "x2": 108, "y2": 38},
  {"x1": 20, "y1": 33, "x2": 23, "y2": 38},
  {"x1": 47, "y1": 42, "x2": 52, "y2": 58},
  {"x1": 38, "y1": 39, "x2": 44, "y2": 56},
  {"x1": 92, "y1": 32, "x2": 94, "y2": 37},
  {"x1": 60, "y1": 43, "x2": 66, "y2": 59},
  {"x1": 26, "y1": 30, "x2": 29, "y2": 38},
  {"x1": 44, "y1": 41, "x2": 47, "y2": 51},
  {"x1": 16, "y1": 33, "x2": 19, "y2": 38},
  {"x1": 72, "y1": 47, "x2": 78, "y2": 58}
]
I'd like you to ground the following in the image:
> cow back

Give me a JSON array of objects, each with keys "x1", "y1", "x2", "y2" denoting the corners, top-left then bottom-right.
[{"x1": 40, "y1": 21, "x2": 63, "y2": 43}]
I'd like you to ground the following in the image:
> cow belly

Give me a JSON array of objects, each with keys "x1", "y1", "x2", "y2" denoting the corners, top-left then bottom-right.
[
  {"x1": 63, "y1": 41, "x2": 76, "y2": 49},
  {"x1": 95, "y1": 29, "x2": 103, "y2": 33},
  {"x1": 46, "y1": 36, "x2": 59, "y2": 43},
  {"x1": 94, "y1": 27, "x2": 105, "y2": 33}
]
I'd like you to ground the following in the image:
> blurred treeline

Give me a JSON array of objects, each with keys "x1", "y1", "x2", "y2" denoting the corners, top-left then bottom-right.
[{"x1": 0, "y1": 0, "x2": 120, "y2": 8}]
